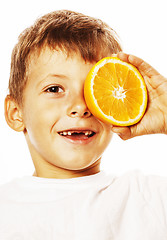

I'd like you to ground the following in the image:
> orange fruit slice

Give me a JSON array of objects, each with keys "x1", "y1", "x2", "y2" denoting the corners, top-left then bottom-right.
[{"x1": 84, "y1": 57, "x2": 147, "y2": 126}]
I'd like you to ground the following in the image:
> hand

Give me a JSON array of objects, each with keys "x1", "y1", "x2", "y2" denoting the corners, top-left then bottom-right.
[{"x1": 111, "y1": 52, "x2": 167, "y2": 140}]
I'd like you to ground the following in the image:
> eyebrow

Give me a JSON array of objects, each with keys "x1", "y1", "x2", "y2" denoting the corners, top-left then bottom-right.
[
  {"x1": 38, "y1": 74, "x2": 69, "y2": 86},
  {"x1": 44, "y1": 74, "x2": 68, "y2": 80}
]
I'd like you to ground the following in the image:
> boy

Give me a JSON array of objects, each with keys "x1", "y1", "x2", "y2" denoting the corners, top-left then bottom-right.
[{"x1": 1, "y1": 10, "x2": 167, "y2": 239}]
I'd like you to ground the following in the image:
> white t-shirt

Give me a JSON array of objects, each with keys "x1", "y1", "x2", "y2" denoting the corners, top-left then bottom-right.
[{"x1": 0, "y1": 170, "x2": 167, "y2": 240}]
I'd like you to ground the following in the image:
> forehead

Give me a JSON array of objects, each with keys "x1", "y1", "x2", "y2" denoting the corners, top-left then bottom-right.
[
  {"x1": 26, "y1": 46, "x2": 95, "y2": 84},
  {"x1": 28, "y1": 47, "x2": 70, "y2": 72},
  {"x1": 27, "y1": 43, "x2": 114, "y2": 74},
  {"x1": 28, "y1": 46, "x2": 88, "y2": 70}
]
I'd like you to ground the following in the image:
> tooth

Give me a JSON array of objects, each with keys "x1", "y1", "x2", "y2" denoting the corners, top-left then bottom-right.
[
  {"x1": 68, "y1": 131, "x2": 72, "y2": 136},
  {"x1": 63, "y1": 132, "x2": 67, "y2": 136},
  {"x1": 85, "y1": 131, "x2": 89, "y2": 136}
]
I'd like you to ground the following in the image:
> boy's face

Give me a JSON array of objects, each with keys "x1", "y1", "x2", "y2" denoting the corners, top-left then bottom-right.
[{"x1": 21, "y1": 47, "x2": 113, "y2": 178}]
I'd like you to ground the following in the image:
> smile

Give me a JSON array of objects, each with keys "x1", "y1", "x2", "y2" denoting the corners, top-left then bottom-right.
[
  {"x1": 58, "y1": 130, "x2": 95, "y2": 137},
  {"x1": 57, "y1": 129, "x2": 96, "y2": 143}
]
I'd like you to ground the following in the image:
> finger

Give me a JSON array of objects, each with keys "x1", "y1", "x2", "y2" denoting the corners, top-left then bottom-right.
[
  {"x1": 128, "y1": 55, "x2": 160, "y2": 77},
  {"x1": 111, "y1": 126, "x2": 133, "y2": 140},
  {"x1": 117, "y1": 52, "x2": 130, "y2": 63},
  {"x1": 117, "y1": 52, "x2": 160, "y2": 78}
]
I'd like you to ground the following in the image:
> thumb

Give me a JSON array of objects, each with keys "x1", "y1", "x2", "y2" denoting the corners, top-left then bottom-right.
[
  {"x1": 111, "y1": 126, "x2": 133, "y2": 140},
  {"x1": 111, "y1": 123, "x2": 146, "y2": 140}
]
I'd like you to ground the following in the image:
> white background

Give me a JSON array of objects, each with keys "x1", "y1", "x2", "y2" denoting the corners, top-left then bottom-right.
[{"x1": 0, "y1": 0, "x2": 167, "y2": 184}]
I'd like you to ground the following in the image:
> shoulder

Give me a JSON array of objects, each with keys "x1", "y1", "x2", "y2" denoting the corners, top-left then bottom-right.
[
  {"x1": 111, "y1": 170, "x2": 167, "y2": 198},
  {"x1": 112, "y1": 170, "x2": 167, "y2": 188},
  {"x1": 113, "y1": 171, "x2": 167, "y2": 225},
  {"x1": 0, "y1": 178, "x2": 24, "y2": 203},
  {"x1": 130, "y1": 171, "x2": 167, "y2": 214},
  {"x1": 101, "y1": 171, "x2": 167, "y2": 234},
  {"x1": 105, "y1": 170, "x2": 167, "y2": 212},
  {"x1": 123, "y1": 170, "x2": 167, "y2": 194}
]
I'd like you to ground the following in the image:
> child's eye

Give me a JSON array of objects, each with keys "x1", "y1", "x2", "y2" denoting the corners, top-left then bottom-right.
[{"x1": 45, "y1": 86, "x2": 64, "y2": 93}]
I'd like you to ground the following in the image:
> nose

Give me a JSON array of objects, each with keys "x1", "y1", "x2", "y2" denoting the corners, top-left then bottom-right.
[{"x1": 67, "y1": 96, "x2": 92, "y2": 118}]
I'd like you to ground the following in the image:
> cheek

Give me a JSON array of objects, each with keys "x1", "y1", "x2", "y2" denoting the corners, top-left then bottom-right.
[
  {"x1": 23, "y1": 106, "x2": 55, "y2": 148},
  {"x1": 99, "y1": 123, "x2": 113, "y2": 148},
  {"x1": 24, "y1": 109, "x2": 58, "y2": 161},
  {"x1": 23, "y1": 97, "x2": 61, "y2": 128}
]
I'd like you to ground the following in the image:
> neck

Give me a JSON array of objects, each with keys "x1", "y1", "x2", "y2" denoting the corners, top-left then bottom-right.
[{"x1": 32, "y1": 159, "x2": 101, "y2": 179}]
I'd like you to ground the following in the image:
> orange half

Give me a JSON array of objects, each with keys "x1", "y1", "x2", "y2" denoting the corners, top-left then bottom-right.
[{"x1": 84, "y1": 57, "x2": 147, "y2": 126}]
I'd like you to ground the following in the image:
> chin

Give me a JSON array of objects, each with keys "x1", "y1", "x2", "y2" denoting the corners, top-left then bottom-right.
[{"x1": 58, "y1": 156, "x2": 100, "y2": 172}]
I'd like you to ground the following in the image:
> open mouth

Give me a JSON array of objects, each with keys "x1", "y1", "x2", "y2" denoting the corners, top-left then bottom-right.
[{"x1": 58, "y1": 130, "x2": 96, "y2": 140}]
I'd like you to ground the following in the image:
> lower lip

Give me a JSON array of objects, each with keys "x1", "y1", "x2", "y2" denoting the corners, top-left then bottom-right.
[{"x1": 58, "y1": 134, "x2": 97, "y2": 145}]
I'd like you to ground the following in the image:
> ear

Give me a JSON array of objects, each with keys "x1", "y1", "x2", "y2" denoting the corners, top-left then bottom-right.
[{"x1": 4, "y1": 95, "x2": 25, "y2": 132}]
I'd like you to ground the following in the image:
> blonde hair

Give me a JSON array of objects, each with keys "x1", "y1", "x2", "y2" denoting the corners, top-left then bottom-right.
[{"x1": 9, "y1": 10, "x2": 122, "y2": 104}]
